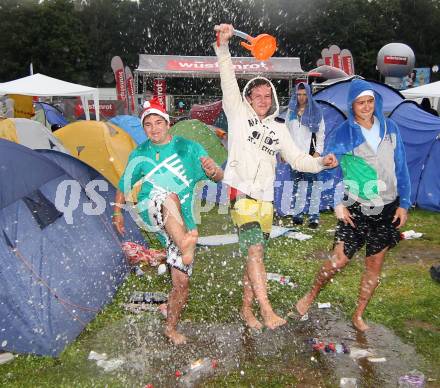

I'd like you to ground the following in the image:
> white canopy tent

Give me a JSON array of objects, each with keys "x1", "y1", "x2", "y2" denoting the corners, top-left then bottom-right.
[
  {"x1": 401, "y1": 81, "x2": 440, "y2": 98},
  {"x1": 401, "y1": 81, "x2": 440, "y2": 111},
  {"x1": 0, "y1": 73, "x2": 100, "y2": 120}
]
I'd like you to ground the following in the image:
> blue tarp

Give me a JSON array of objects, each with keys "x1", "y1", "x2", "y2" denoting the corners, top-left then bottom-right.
[
  {"x1": 35, "y1": 102, "x2": 69, "y2": 128},
  {"x1": 314, "y1": 79, "x2": 404, "y2": 116},
  {"x1": 0, "y1": 140, "x2": 145, "y2": 356},
  {"x1": 109, "y1": 115, "x2": 147, "y2": 145},
  {"x1": 389, "y1": 101, "x2": 440, "y2": 211}
]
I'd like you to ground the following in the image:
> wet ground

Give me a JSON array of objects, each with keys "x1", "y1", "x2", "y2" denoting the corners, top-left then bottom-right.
[
  {"x1": 394, "y1": 246, "x2": 440, "y2": 265},
  {"x1": 310, "y1": 244, "x2": 440, "y2": 265},
  {"x1": 84, "y1": 306, "x2": 426, "y2": 387}
]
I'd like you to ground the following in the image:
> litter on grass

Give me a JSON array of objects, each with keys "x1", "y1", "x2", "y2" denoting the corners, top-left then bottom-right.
[
  {"x1": 349, "y1": 347, "x2": 374, "y2": 360},
  {"x1": 266, "y1": 273, "x2": 298, "y2": 288},
  {"x1": 340, "y1": 377, "x2": 358, "y2": 388},
  {"x1": 129, "y1": 291, "x2": 168, "y2": 304},
  {"x1": 0, "y1": 353, "x2": 14, "y2": 365},
  {"x1": 285, "y1": 231, "x2": 313, "y2": 241},
  {"x1": 88, "y1": 350, "x2": 124, "y2": 372},
  {"x1": 367, "y1": 357, "x2": 387, "y2": 363},
  {"x1": 88, "y1": 350, "x2": 107, "y2": 361},
  {"x1": 401, "y1": 230, "x2": 423, "y2": 240}
]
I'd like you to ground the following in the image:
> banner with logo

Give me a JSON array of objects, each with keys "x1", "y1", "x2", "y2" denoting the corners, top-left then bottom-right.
[
  {"x1": 340, "y1": 49, "x2": 355, "y2": 75},
  {"x1": 317, "y1": 45, "x2": 355, "y2": 76},
  {"x1": 64, "y1": 98, "x2": 125, "y2": 121},
  {"x1": 321, "y1": 48, "x2": 332, "y2": 66},
  {"x1": 111, "y1": 56, "x2": 128, "y2": 112},
  {"x1": 125, "y1": 66, "x2": 136, "y2": 114},
  {"x1": 328, "y1": 45, "x2": 342, "y2": 69},
  {"x1": 153, "y1": 78, "x2": 167, "y2": 109}
]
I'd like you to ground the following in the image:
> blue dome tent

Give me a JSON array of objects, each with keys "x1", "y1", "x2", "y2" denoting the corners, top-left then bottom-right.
[
  {"x1": 314, "y1": 78, "x2": 405, "y2": 115},
  {"x1": 109, "y1": 115, "x2": 147, "y2": 145},
  {"x1": 35, "y1": 102, "x2": 69, "y2": 129},
  {"x1": 389, "y1": 101, "x2": 440, "y2": 211},
  {"x1": 0, "y1": 140, "x2": 145, "y2": 356}
]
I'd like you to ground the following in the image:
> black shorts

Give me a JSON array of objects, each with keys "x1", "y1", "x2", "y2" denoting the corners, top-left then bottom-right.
[{"x1": 334, "y1": 199, "x2": 402, "y2": 259}]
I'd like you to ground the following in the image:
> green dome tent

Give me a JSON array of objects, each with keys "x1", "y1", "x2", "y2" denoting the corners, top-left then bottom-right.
[{"x1": 170, "y1": 119, "x2": 227, "y2": 165}]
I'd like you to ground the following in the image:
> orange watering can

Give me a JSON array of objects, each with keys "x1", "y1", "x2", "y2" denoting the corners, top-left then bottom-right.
[{"x1": 216, "y1": 29, "x2": 277, "y2": 61}]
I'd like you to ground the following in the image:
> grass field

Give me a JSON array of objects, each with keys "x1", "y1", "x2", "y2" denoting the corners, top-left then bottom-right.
[{"x1": 1, "y1": 207, "x2": 439, "y2": 387}]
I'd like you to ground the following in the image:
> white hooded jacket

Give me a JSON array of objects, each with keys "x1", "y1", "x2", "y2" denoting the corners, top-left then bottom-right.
[{"x1": 215, "y1": 43, "x2": 325, "y2": 201}]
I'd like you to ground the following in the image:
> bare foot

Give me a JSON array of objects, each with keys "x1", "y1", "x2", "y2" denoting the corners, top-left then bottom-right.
[
  {"x1": 181, "y1": 230, "x2": 198, "y2": 265},
  {"x1": 164, "y1": 328, "x2": 187, "y2": 345},
  {"x1": 352, "y1": 315, "x2": 370, "y2": 332},
  {"x1": 240, "y1": 308, "x2": 263, "y2": 330},
  {"x1": 296, "y1": 293, "x2": 314, "y2": 316},
  {"x1": 262, "y1": 312, "x2": 287, "y2": 330}
]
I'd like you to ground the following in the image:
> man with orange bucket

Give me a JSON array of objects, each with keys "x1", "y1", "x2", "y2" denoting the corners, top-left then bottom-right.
[{"x1": 214, "y1": 23, "x2": 338, "y2": 330}]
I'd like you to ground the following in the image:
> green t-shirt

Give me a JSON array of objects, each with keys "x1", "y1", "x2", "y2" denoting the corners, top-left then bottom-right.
[{"x1": 118, "y1": 136, "x2": 209, "y2": 243}]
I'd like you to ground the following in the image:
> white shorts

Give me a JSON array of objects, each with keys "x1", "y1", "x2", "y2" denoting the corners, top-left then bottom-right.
[{"x1": 151, "y1": 191, "x2": 193, "y2": 277}]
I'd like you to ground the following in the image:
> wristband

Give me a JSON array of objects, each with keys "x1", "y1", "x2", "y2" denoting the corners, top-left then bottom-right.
[{"x1": 112, "y1": 212, "x2": 122, "y2": 217}]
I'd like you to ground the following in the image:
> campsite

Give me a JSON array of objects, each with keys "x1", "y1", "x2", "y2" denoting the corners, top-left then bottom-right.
[
  {"x1": 1, "y1": 0, "x2": 440, "y2": 387},
  {"x1": 0, "y1": 208, "x2": 439, "y2": 386}
]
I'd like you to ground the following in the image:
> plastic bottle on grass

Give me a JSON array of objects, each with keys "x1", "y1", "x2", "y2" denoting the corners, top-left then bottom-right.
[
  {"x1": 398, "y1": 370, "x2": 425, "y2": 387},
  {"x1": 340, "y1": 377, "x2": 358, "y2": 388},
  {"x1": 176, "y1": 357, "x2": 218, "y2": 386},
  {"x1": 267, "y1": 273, "x2": 291, "y2": 285}
]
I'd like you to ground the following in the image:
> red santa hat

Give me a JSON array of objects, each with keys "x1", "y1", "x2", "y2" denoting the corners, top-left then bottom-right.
[{"x1": 140, "y1": 97, "x2": 169, "y2": 124}]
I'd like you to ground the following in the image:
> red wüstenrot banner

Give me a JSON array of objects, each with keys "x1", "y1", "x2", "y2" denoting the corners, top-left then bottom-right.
[
  {"x1": 384, "y1": 56, "x2": 408, "y2": 65},
  {"x1": 153, "y1": 78, "x2": 166, "y2": 109},
  {"x1": 166, "y1": 59, "x2": 273, "y2": 72},
  {"x1": 125, "y1": 66, "x2": 135, "y2": 115},
  {"x1": 341, "y1": 49, "x2": 355, "y2": 75},
  {"x1": 329, "y1": 45, "x2": 342, "y2": 69},
  {"x1": 317, "y1": 45, "x2": 355, "y2": 76},
  {"x1": 321, "y1": 48, "x2": 332, "y2": 66},
  {"x1": 72, "y1": 100, "x2": 124, "y2": 119},
  {"x1": 111, "y1": 56, "x2": 128, "y2": 112}
]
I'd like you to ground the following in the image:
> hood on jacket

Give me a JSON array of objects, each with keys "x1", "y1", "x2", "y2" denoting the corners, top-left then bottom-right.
[
  {"x1": 242, "y1": 76, "x2": 279, "y2": 120},
  {"x1": 287, "y1": 82, "x2": 323, "y2": 133},
  {"x1": 324, "y1": 79, "x2": 388, "y2": 156},
  {"x1": 347, "y1": 79, "x2": 386, "y2": 135}
]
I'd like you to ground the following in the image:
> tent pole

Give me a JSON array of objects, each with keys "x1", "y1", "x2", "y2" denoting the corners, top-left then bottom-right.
[{"x1": 81, "y1": 96, "x2": 90, "y2": 120}]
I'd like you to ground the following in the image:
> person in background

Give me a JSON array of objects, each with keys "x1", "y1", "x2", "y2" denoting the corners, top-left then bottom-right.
[
  {"x1": 285, "y1": 82, "x2": 326, "y2": 228},
  {"x1": 295, "y1": 79, "x2": 411, "y2": 332},
  {"x1": 420, "y1": 97, "x2": 438, "y2": 116}
]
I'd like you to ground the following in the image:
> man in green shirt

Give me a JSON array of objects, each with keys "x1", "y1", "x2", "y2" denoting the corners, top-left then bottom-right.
[{"x1": 113, "y1": 98, "x2": 223, "y2": 344}]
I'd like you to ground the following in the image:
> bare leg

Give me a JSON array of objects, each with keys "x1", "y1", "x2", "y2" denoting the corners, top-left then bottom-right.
[
  {"x1": 352, "y1": 248, "x2": 387, "y2": 332},
  {"x1": 246, "y1": 244, "x2": 286, "y2": 329},
  {"x1": 296, "y1": 242, "x2": 349, "y2": 316},
  {"x1": 240, "y1": 270, "x2": 263, "y2": 329},
  {"x1": 162, "y1": 193, "x2": 198, "y2": 265},
  {"x1": 164, "y1": 267, "x2": 189, "y2": 345}
]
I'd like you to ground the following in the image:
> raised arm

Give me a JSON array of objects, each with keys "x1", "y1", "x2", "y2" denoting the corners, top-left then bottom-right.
[{"x1": 213, "y1": 24, "x2": 243, "y2": 115}]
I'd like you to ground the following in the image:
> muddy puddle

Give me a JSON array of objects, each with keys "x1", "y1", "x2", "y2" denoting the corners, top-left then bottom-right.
[{"x1": 83, "y1": 306, "x2": 425, "y2": 387}]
